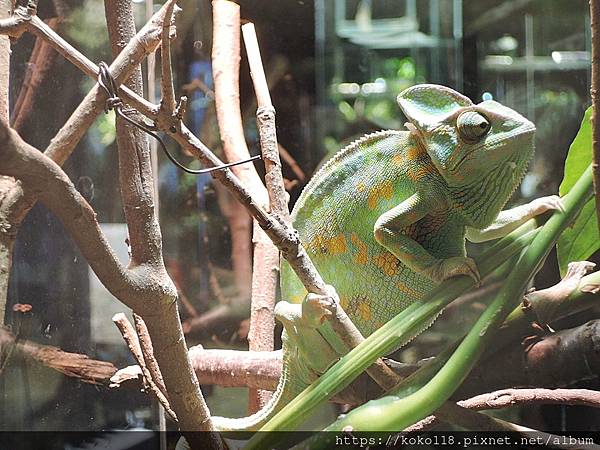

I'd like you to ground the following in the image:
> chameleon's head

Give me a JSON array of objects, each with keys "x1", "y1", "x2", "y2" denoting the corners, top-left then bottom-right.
[
  {"x1": 397, "y1": 84, "x2": 535, "y2": 184},
  {"x1": 397, "y1": 84, "x2": 535, "y2": 226}
]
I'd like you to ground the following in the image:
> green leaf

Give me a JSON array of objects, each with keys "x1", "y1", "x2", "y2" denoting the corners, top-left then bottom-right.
[{"x1": 557, "y1": 107, "x2": 596, "y2": 275}]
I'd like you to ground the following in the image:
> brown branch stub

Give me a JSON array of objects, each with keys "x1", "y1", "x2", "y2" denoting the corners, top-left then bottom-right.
[
  {"x1": 113, "y1": 313, "x2": 178, "y2": 422},
  {"x1": 0, "y1": 326, "x2": 117, "y2": 384},
  {"x1": 591, "y1": 0, "x2": 600, "y2": 231},
  {"x1": 522, "y1": 261, "x2": 596, "y2": 326},
  {"x1": 133, "y1": 313, "x2": 168, "y2": 398}
]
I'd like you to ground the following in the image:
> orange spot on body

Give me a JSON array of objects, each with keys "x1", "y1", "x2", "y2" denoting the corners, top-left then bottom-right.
[
  {"x1": 393, "y1": 146, "x2": 423, "y2": 166},
  {"x1": 350, "y1": 233, "x2": 369, "y2": 265},
  {"x1": 357, "y1": 302, "x2": 372, "y2": 321},
  {"x1": 339, "y1": 296, "x2": 349, "y2": 310},
  {"x1": 307, "y1": 234, "x2": 347, "y2": 256},
  {"x1": 406, "y1": 146, "x2": 423, "y2": 160},
  {"x1": 396, "y1": 281, "x2": 423, "y2": 299},
  {"x1": 367, "y1": 181, "x2": 394, "y2": 210},
  {"x1": 407, "y1": 163, "x2": 435, "y2": 182},
  {"x1": 357, "y1": 181, "x2": 366, "y2": 192},
  {"x1": 392, "y1": 153, "x2": 405, "y2": 166},
  {"x1": 327, "y1": 234, "x2": 348, "y2": 255},
  {"x1": 373, "y1": 252, "x2": 399, "y2": 276}
]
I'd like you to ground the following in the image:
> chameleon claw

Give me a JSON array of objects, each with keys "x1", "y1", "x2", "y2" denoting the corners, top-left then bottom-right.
[
  {"x1": 302, "y1": 292, "x2": 335, "y2": 328},
  {"x1": 531, "y1": 195, "x2": 565, "y2": 215}
]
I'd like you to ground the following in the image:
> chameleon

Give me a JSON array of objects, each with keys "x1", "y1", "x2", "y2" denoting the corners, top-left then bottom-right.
[{"x1": 210, "y1": 84, "x2": 562, "y2": 432}]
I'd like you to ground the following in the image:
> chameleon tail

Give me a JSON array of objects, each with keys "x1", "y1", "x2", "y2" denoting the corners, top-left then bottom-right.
[{"x1": 211, "y1": 332, "x2": 308, "y2": 432}]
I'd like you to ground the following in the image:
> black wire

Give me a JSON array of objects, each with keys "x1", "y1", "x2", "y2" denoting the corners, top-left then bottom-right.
[{"x1": 96, "y1": 62, "x2": 261, "y2": 175}]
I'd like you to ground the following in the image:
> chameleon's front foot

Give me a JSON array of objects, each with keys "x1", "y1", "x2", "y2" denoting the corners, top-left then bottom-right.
[
  {"x1": 529, "y1": 195, "x2": 565, "y2": 215},
  {"x1": 425, "y1": 256, "x2": 480, "y2": 285}
]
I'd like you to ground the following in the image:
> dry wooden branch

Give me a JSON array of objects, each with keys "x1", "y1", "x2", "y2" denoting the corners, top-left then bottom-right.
[
  {"x1": 0, "y1": 326, "x2": 116, "y2": 383},
  {"x1": 0, "y1": 4, "x2": 222, "y2": 439},
  {"x1": 407, "y1": 388, "x2": 600, "y2": 436},
  {"x1": 100, "y1": 1, "x2": 219, "y2": 443},
  {"x1": 113, "y1": 313, "x2": 177, "y2": 421},
  {"x1": 159, "y1": 0, "x2": 177, "y2": 114},
  {"x1": 212, "y1": 0, "x2": 277, "y2": 411},
  {"x1": 0, "y1": 2, "x2": 171, "y2": 323},
  {"x1": 242, "y1": 23, "x2": 289, "y2": 222},
  {"x1": 189, "y1": 346, "x2": 281, "y2": 390},
  {"x1": 12, "y1": 17, "x2": 62, "y2": 132},
  {"x1": 408, "y1": 403, "x2": 600, "y2": 450},
  {"x1": 462, "y1": 388, "x2": 600, "y2": 410},
  {"x1": 133, "y1": 313, "x2": 168, "y2": 398}
]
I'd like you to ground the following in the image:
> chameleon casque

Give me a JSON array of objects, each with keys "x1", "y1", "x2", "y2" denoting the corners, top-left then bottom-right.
[{"x1": 211, "y1": 84, "x2": 561, "y2": 431}]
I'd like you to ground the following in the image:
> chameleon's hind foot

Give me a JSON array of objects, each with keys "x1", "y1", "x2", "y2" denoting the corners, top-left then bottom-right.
[{"x1": 302, "y1": 287, "x2": 337, "y2": 328}]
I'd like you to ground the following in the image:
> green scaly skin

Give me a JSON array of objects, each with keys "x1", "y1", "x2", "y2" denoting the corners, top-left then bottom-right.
[{"x1": 210, "y1": 84, "x2": 561, "y2": 432}]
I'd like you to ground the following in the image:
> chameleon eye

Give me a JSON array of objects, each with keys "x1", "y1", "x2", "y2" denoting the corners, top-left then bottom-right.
[{"x1": 456, "y1": 111, "x2": 491, "y2": 144}]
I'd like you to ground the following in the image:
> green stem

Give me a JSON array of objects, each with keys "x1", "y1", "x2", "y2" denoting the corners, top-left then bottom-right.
[
  {"x1": 244, "y1": 217, "x2": 542, "y2": 450},
  {"x1": 313, "y1": 166, "x2": 592, "y2": 439}
]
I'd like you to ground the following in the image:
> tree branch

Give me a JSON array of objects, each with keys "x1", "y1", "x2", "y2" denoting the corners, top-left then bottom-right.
[
  {"x1": 0, "y1": 1, "x2": 170, "y2": 322},
  {"x1": 211, "y1": 0, "x2": 277, "y2": 411},
  {"x1": 407, "y1": 388, "x2": 600, "y2": 438},
  {"x1": 112, "y1": 313, "x2": 177, "y2": 422},
  {"x1": 159, "y1": 0, "x2": 177, "y2": 114},
  {"x1": 101, "y1": 1, "x2": 220, "y2": 444}
]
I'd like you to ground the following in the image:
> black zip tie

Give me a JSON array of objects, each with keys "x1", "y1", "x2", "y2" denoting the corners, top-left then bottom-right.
[{"x1": 96, "y1": 61, "x2": 261, "y2": 175}]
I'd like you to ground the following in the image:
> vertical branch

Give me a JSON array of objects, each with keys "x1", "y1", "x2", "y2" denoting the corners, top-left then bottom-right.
[
  {"x1": 104, "y1": 0, "x2": 159, "y2": 266},
  {"x1": 0, "y1": 0, "x2": 13, "y2": 325},
  {"x1": 591, "y1": 0, "x2": 600, "y2": 229},
  {"x1": 211, "y1": 0, "x2": 278, "y2": 411},
  {"x1": 211, "y1": 0, "x2": 255, "y2": 301},
  {"x1": 103, "y1": 1, "x2": 220, "y2": 445},
  {"x1": 0, "y1": 0, "x2": 9, "y2": 122},
  {"x1": 159, "y1": 0, "x2": 176, "y2": 113},
  {"x1": 241, "y1": 23, "x2": 290, "y2": 223}
]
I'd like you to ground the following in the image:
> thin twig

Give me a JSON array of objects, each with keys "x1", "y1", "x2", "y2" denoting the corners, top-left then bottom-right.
[
  {"x1": 159, "y1": 0, "x2": 177, "y2": 113},
  {"x1": 113, "y1": 314, "x2": 177, "y2": 422},
  {"x1": 407, "y1": 388, "x2": 600, "y2": 439},
  {"x1": 278, "y1": 143, "x2": 306, "y2": 183},
  {"x1": 133, "y1": 314, "x2": 168, "y2": 399},
  {"x1": 241, "y1": 22, "x2": 290, "y2": 222},
  {"x1": 12, "y1": 17, "x2": 62, "y2": 132}
]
